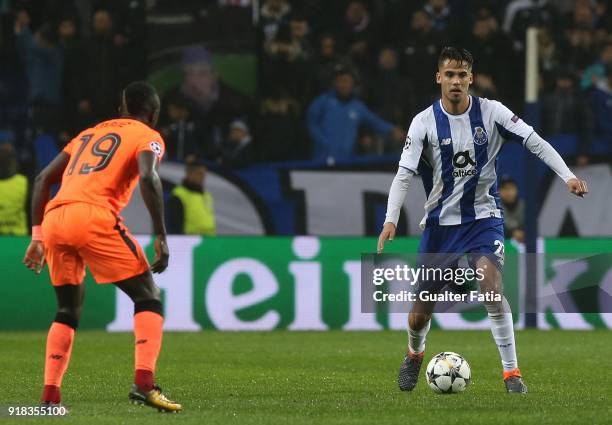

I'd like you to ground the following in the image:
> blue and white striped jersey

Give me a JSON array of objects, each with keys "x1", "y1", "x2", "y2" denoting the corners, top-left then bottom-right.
[{"x1": 399, "y1": 96, "x2": 534, "y2": 227}]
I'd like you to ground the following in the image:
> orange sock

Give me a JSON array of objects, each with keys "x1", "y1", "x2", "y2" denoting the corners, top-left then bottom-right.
[
  {"x1": 134, "y1": 311, "x2": 163, "y2": 391},
  {"x1": 503, "y1": 368, "x2": 522, "y2": 380},
  {"x1": 42, "y1": 322, "x2": 75, "y2": 403}
]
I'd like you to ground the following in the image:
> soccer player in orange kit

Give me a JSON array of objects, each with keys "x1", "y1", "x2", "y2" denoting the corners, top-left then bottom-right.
[{"x1": 22, "y1": 81, "x2": 182, "y2": 412}]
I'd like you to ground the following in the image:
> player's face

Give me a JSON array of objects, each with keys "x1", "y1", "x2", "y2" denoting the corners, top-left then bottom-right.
[{"x1": 436, "y1": 60, "x2": 472, "y2": 104}]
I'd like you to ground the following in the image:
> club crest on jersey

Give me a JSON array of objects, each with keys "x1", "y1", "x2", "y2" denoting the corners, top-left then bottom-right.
[
  {"x1": 473, "y1": 127, "x2": 488, "y2": 145},
  {"x1": 404, "y1": 136, "x2": 412, "y2": 150},
  {"x1": 441, "y1": 138, "x2": 452, "y2": 146},
  {"x1": 149, "y1": 141, "x2": 162, "y2": 157}
]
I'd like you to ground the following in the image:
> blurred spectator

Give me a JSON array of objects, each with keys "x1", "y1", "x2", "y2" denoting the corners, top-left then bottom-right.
[
  {"x1": 503, "y1": 0, "x2": 558, "y2": 51},
  {"x1": 311, "y1": 33, "x2": 339, "y2": 95},
  {"x1": 262, "y1": 14, "x2": 312, "y2": 104},
  {"x1": 499, "y1": 176, "x2": 524, "y2": 243},
  {"x1": 57, "y1": 15, "x2": 83, "y2": 134},
  {"x1": 423, "y1": 0, "x2": 451, "y2": 34},
  {"x1": 464, "y1": 14, "x2": 514, "y2": 99},
  {"x1": 0, "y1": 143, "x2": 28, "y2": 236},
  {"x1": 77, "y1": 9, "x2": 143, "y2": 124},
  {"x1": 166, "y1": 159, "x2": 216, "y2": 236},
  {"x1": 256, "y1": 88, "x2": 306, "y2": 161},
  {"x1": 259, "y1": 0, "x2": 291, "y2": 44},
  {"x1": 32, "y1": 131, "x2": 59, "y2": 173},
  {"x1": 0, "y1": 130, "x2": 14, "y2": 147},
  {"x1": 340, "y1": 1, "x2": 380, "y2": 82},
  {"x1": 159, "y1": 93, "x2": 212, "y2": 162},
  {"x1": 564, "y1": 2, "x2": 597, "y2": 71},
  {"x1": 472, "y1": 73, "x2": 498, "y2": 98},
  {"x1": 581, "y1": 41, "x2": 612, "y2": 90},
  {"x1": 589, "y1": 64, "x2": 612, "y2": 144},
  {"x1": 399, "y1": 10, "x2": 443, "y2": 109},
  {"x1": 218, "y1": 0, "x2": 251, "y2": 6},
  {"x1": 540, "y1": 68, "x2": 593, "y2": 165},
  {"x1": 264, "y1": 15, "x2": 311, "y2": 63},
  {"x1": 365, "y1": 47, "x2": 415, "y2": 146},
  {"x1": 537, "y1": 26, "x2": 562, "y2": 92},
  {"x1": 218, "y1": 119, "x2": 254, "y2": 168},
  {"x1": 593, "y1": 0, "x2": 611, "y2": 34},
  {"x1": 380, "y1": 0, "x2": 420, "y2": 45},
  {"x1": 14, "y1": 9, "x2": 63, "y2": 132},
  {"x1": 167, "y1": 46, "x2": 252, "y2": 148},
  {"x1": 306, "y1": 65, "x2": 404, "y2": 162}
]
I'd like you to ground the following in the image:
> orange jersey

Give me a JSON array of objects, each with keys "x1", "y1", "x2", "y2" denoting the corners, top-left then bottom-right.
[{"x1": 45, "y1": 118, "x2": 165, "y2": 215}]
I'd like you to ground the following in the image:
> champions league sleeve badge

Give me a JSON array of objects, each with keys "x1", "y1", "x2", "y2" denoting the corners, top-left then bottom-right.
[{"x1": 404, "y1": 136, "x2": 412, "y2": 150}]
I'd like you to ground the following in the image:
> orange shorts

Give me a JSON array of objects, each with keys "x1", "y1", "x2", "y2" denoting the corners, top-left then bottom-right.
[{"x1": 42, "y1": 202, "x2": 149, "y2": 285}]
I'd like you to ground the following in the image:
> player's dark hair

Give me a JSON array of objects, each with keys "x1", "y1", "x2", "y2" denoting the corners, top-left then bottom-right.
[
  {"x1": 438, "y1": 47, "x2": 474, "y2": 70},
  {"x1": 123, "y1": 81, "x2": 160, "y2": 117}
]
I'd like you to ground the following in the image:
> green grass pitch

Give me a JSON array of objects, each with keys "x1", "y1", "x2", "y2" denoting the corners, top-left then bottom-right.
[{"x1": 1, "y1": 330, "x2": 610, "y2": 425}]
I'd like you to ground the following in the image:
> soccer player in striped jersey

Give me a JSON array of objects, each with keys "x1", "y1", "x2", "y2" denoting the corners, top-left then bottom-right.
[{"x1": 377, "y1": 47, "x2": 588, "y2": 393}]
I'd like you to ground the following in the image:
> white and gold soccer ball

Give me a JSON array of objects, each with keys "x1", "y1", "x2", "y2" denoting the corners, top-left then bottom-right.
[{"x1": 425, "y1": 352, "x2": 471, "y2": 394}]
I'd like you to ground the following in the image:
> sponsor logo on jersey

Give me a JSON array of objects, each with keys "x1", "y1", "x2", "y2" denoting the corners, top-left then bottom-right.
[
  {"x1": 453, "y1": 169, "x2": 478, "y2": 177},
  {"x1": 473, "y1": 126, "x2": 488, "y2": 145},
  {"x1": 441, "y1": 138, "x2": 452, "y2": 146},
  {"x1": 452, "y1": 150, "x2": 477, "y2": 177},
  {"x1": 149, "y1": 141, "x2": 163, "y2": 157}
]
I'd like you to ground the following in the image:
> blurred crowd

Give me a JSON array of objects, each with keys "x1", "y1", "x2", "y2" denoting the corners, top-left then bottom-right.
[
  {"x1": 0, "y1": 0, "x2": 610, "y2": 194},
  {"x1": 257, "y1": 0, "x2": 612, "y2": 164},
  {"x1": 0, "y1": 0, "x2": 147, "y2": 174}
]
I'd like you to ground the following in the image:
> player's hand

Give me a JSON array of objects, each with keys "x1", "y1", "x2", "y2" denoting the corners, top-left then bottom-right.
[
  {"x1": 23, "y1": 240, "x2": 46, "y2": 275},
  {"x1": 150, "y1": 235, "x2": 169, "y2": 273},
  {"x1": 377, "y1": 222, "x2": 396, "y2": 254},
  {"x1": 567, "y1": 178, "x2": 588, "y2": 198}
]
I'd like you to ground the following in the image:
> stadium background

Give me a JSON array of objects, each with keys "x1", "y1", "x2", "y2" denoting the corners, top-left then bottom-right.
[{"x1": 0, "y1": 0, "x2": 611, "y2": 332}]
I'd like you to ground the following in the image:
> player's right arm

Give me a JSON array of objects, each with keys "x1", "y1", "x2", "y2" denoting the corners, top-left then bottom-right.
[
  {"x1": 23, "y1": 152, "x2": 71, "y2": 274},
  {"x1": 137, "y1": 151, "x2": 169, "y2": 273},
  {"x1": 377, "y1": 116, "x2": 425, "y2": 253}
]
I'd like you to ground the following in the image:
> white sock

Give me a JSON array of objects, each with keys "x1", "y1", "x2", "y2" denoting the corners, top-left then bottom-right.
[
  {"x1": 485, "y1": 297, "x2": 518, "y2": 371},
  {"x1": 408, "y1": 319, "x2": 431, "y2": 355}
]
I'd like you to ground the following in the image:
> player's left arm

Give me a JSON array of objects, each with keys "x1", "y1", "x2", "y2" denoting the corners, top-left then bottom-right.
[
  {"x1": 23, "y1": 152, "x2": 70, "y2": 274},
  {"x1": 493, "y1": 101, "x2": 588, "y2": 198},
  {"x1": 523, "y1": 133, "x2": 588, "y2": 197},
  {"x1": 138, "y1": 150, "x2": 169, "y2": 274}
]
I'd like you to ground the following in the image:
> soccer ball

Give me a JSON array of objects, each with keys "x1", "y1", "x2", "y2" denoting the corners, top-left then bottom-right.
[{"x1": 425, "y1": 352, "x2": 471, "y2": 394}]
